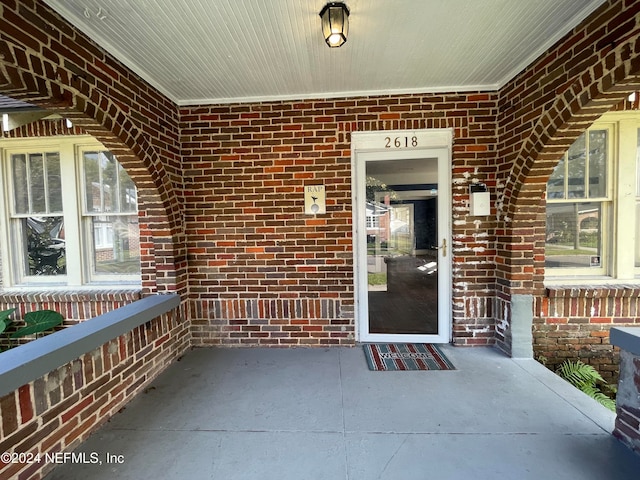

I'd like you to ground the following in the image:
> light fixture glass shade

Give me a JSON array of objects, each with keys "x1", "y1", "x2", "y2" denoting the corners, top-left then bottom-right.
[{"x1": 319, "y1": 3, "x2": 349, "y2": 48}]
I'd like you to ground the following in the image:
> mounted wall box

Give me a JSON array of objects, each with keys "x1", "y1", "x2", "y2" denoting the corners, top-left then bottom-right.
[
  {"x1": 469, "y1": 184, "x2": 490, "y2": 216},
  {"x1": 304, "y1": 185, "x2": 326, "y2": 214}
]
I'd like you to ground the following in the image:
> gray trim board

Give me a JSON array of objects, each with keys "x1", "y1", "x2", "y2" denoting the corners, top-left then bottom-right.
[
  {"x1": 510, "y1": 294, "x2": 533, "y2": 358},
  {"x1": 610, "y1": 327, "x2": 640, "y2": 356},
  {"x1": 0, "y1": 294, "x2": 180, "y2": 398}
]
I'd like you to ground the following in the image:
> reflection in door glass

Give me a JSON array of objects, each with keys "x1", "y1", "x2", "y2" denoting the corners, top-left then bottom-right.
[{"x1": 365, "y1": 158, "x2": 439, "y2": 335}]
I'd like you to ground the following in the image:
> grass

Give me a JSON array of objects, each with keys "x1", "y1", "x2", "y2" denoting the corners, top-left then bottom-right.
[
  {"x1": 545, "y1": 248, "x2": 595, "y2": 256},
  {"x1": 368, "y1": 273, "x2": 387, "y2": 285}
]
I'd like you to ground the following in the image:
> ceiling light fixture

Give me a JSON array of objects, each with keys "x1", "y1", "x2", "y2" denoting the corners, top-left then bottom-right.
[{"x1": 319, "y1": 2, "x2": 349, "y2": 48}]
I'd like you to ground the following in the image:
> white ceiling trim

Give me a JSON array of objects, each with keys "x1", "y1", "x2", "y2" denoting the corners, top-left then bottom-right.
[{"x1": 175, "y1": 83, "x2": 502, "y2": 107}]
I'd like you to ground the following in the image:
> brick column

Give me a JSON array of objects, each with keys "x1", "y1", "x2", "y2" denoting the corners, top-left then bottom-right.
[{"x1": 611, "y1": 328, "x2": 640, "y2": 456}]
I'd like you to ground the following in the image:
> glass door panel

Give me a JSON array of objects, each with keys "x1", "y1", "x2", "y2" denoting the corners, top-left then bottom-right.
[{"x1": 365, "y1": 158, "x2": 439, "y2": 335}]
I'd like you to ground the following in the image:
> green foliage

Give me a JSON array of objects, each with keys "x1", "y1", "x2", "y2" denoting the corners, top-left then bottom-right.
[
  {"x1": 0, "y1": 308, "x2": 17, "y2": 351},
  {"x1": 580, "y1": 384, "x2": 617, "y2": 412},
  {"x1": 10, "y1": 310, "x2": 64, "y2": 339},
  {"x1": 0, "y1": 308, "x2": 16, "y2": 332},
  {"x1": 0, "y1": 308, "x2": 65, "y2": 352},
  {"x1": 557, "y1": 359, "x2": 604, "y2": 385},
  {"x1": 366, "y1": 176, "x2": 397, "y2": 202},
  {"x1": 556, "y1": 360, "x2": 616, "y2": 412}
]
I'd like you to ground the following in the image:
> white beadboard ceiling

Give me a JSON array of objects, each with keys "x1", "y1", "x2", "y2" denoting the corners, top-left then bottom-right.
[{"x1": 43, "y1": 0, "x2": 606, "y2": 106}]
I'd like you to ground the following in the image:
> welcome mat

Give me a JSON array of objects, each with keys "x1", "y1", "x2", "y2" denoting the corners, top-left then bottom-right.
[{"x1": 363, "y1": 343, "x2": 455, "y2": 371}]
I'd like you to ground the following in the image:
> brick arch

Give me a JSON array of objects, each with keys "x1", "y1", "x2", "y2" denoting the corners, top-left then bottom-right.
[
  {"x1": 0, "y1": 4, "x2": 184, "y2": 294},
  {"x1": 477, "y1": 6, "x2": 640, "y2": 346},
  {"x1": 506, "y1": 57, "x2": 640, "y2": 219},
  {"x1": 493, "y1": 24, "x2": 640, "y2": 354}
]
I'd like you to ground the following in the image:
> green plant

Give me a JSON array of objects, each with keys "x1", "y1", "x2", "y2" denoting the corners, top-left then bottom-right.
[
  {"x1": 0, "y1": 308, "x2": 16, "y2": 331},
  {"x1": 556, "y1": 360, "x2": 616, "y2": 412},
  {"x1": 10, "y1": 310, "x2": 64, "y2": 339},
  {"x1": 0, "y1": 308, "x2": 17, "y2": 351}
]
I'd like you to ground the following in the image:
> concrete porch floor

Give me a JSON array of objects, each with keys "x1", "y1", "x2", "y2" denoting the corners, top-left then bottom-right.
[{"x1": 46, "y1": 346, "x2": 640, "y2": 480}]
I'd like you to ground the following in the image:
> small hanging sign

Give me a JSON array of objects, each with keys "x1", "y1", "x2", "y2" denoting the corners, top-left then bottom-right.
[
  {"x1": 304, "y1": 185, "x2": 326, "y2": 214},
  {"x1": 590, "y1": 256, "x2": 601, "y2": 267}
]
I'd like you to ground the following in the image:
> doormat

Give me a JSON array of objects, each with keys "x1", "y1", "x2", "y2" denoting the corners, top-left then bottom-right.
[{"x1": 363, "y1": 343, "x2": 455, "y2": 371}]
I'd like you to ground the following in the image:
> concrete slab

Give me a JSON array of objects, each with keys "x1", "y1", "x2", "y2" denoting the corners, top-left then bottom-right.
[
  {"x1": 46, "y1": 430, "x2": 347, "y2": 480},
  {"x1": 45, "y1": 346, "x2": 640, "y2": 480},
  {"x1": 513, "y1": 356, "x2": 615, "y2": 433},
  {"x1": 105, "y1": 347, "x2": 345, "y2": 433},
  {"x1": 341, "y1": 346, "x2": 607, "y2": 434},
  {"x1": 345, "y1": 433, "x2": 640, "y2": 480}
]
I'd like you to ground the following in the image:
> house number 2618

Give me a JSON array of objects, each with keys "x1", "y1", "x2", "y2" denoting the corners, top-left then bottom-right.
[{"x1": 384, "y1": 136, "x2": 418, "y2": 148}]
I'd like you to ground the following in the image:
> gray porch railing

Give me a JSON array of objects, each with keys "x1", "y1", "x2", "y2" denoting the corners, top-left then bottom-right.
[{"x1": 0, "y1": 294, "x2": 180, "y2": 398}]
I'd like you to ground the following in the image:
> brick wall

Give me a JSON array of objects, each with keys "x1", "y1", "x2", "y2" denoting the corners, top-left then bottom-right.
[
  {"x1": 535, "y1": 287, "x2": 640, "y2": 383},
  {"x1": 531, "y1": 94, "x2": 640, "y2": 383},
  {"x1": 0, "y1": 0, "x2": 638, "y2": 354},
  {"x1": 180, "y1": 95, "x2": 499, "y2": 346},
  {"x1": 0, "y1": 289, "x2": 142, "y2": 349},
  {"x1": 0, "y1": 301, "x2": 188, "y2": 480},
  {"x1": 0, "y1": 0, "x2": 186, "y2": 297},
  {"x1": 494, "y1": 0, "x2": 640, "y2": 356}
]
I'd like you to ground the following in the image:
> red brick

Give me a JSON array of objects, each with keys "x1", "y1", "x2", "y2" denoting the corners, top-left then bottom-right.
[{"x1": 17, "y1": 386, "x2": 33, "y2": 424}]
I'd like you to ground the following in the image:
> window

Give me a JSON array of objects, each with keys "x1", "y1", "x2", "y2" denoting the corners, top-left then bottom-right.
[
  {"x1": 546, "y1": 128, "x2": 609, "y2": 275},
  {"x1": 0, "y1": 136, "x2": 140, "y2": 287},
  {"x1": 366, "y1": 214, "x2": 380, "y2": 229},
  {"x1": 10, "y1": 151, "x2": 67, "y2": 276},
  {"x1": 545, "y1": 112, "x2": 640, "y2": 281}
]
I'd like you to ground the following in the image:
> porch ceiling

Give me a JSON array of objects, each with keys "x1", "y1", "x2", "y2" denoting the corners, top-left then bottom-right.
[{"x1": 43, "y1": 0, "x2": 606, "y2": 106}]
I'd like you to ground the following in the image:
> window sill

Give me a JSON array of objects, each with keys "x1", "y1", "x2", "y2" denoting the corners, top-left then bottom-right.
[
  {"x1": 545, "y1": 283, "x2": 640, "y2": 299},
  {"x1": 0, "y1": 286, "x2": 143, "y2": 302},
  {"x1": 545, "y1": 275, "x2": 640, "y2": 286}
]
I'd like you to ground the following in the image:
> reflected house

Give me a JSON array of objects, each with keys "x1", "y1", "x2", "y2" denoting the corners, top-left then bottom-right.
[
  {"x1": 89, "y1": 181, "x2": 139, "y2": 263},
  {"x1": 365, "y1": 201, "x2": 390, "y2": 245},
  {"x1": 546, "y1": 204, "x2": 600, "y2": 241},
  {"x1": 545, "y1": 202, "x2": 602, "y2": 268}
]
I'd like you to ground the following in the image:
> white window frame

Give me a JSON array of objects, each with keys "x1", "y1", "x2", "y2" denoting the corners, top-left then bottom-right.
[
  {"x1": 0, "y1": 135, "x2": 141, "y2": 288},
  {"x1": 545, "y1": 112, "x2": 640, "y2": 284},
  {"x1": 617, "y1": 115, "x2": 640, "y2": 278}
]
